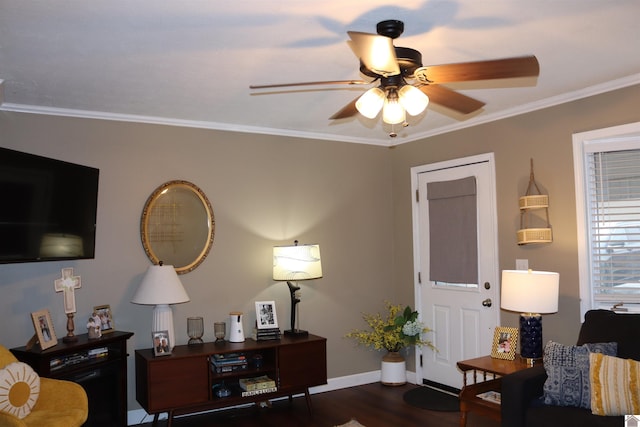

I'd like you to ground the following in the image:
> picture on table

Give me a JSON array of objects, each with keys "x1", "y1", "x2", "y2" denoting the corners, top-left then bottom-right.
[
  {"x1": 93, "y1": 304, "x2": 115, "y2": 333},
  {"x1": 255, "y1": 301, "x2": 278, "y2": 330},
  {"x1": 491, "y1": 326, "x2": 518, "y2": 360},
  {"x1": 152, "y1": 330, "x2": 171, "y2": 356},
  {"x1": 30, "y1": 309, "x2": 58, "y2": 350}
]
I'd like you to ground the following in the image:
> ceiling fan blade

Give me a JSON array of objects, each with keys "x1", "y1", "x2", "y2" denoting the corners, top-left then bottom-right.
[
  {"x1": 419, "y1": 84, "x2": 486, "y2": 114},
  {"x1": 416, "y1": 55, "x2": 539, "y2": 84},
  {"x1": 329, "y1": 96, "x2": 360, "y2": 120},
  {"x1": 347, "y1": 31, "x2": 400, "y2": 77},
  {"x1": 250, "y1": 80, "x2": 370, "y2": 89}
]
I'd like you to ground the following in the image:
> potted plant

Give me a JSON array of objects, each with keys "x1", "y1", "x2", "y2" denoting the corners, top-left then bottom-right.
[{"x1": 345, "y1": 301, "x2": 435, "y2": 385}]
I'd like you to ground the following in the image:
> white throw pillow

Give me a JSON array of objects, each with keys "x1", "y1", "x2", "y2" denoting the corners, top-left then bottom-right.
[{"x1": 0, "y1": 361, "x2": 40, "y2": 419}]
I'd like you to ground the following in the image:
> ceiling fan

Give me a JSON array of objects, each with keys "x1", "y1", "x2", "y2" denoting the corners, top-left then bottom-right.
[{"x1": 250, "y1": 20, "x2": 540, "y2": 137}]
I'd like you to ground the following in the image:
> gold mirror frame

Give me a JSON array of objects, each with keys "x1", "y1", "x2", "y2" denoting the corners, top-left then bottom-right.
[{"x1": 140, "y1": 180, "x2": 215, "y2": 274}]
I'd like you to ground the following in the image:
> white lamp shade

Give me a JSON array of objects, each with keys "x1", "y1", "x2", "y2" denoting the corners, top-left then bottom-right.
[
  {"x1": 273, "y1": 244, "x2": 322, "y2": 281},
  {"x1": 398, "y1": 85, "x2": 429, "y2": 116},
  {"x1": 382, "y1": 97, "x2": 406, "y2": 124},
  {"x1": 355, "y1": 87, "x2": 385, "y2": 119},
  {"x1": 501, "y1": 270, "x2": 559, "y2": 314},
  {"x1": 131, "y1": 264, "x2": 190, "y2": 305}
]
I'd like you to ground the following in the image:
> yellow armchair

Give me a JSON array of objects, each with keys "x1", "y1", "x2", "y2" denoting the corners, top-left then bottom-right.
[{"x1": 0, "y1": 345, "x2": 88, "y2": 427}]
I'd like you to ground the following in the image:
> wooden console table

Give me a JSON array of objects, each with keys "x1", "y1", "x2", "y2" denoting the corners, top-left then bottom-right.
[
  {"x1": 135, "y1": 334, "x2": 327, "y2": 426},
  {"x1": 457, "y1": 355, "x2": 532, "y2": 427},
  {"x1": 11, "y1": 330, "x2": 134, "y2": 427}
]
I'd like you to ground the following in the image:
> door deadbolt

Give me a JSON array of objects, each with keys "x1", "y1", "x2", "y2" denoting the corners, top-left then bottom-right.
[
  {"x1": 482, "y1": 298, "x2": 492, "y2": 307},
  {"x1": 484, "y1": 282, "x2": 491, "y2": 290}
]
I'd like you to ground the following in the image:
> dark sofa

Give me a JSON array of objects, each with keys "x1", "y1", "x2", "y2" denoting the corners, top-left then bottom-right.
[{"x1": 501, "y1": 309, "x2": 640, "y2": 427}]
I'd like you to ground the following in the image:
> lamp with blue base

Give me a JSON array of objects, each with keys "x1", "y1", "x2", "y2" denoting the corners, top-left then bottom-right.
[{"x1": 501, "y1": 269, "x2": 559, "y2": 365}]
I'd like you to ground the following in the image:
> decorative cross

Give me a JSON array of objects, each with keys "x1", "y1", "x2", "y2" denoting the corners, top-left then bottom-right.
[{"x1": 54, "y1": 268, "x2": 82, "y2": 314}]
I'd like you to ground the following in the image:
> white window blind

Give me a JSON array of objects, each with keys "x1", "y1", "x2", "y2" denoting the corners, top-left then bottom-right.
[
  {"x1": 573, "y1": 122, "x2": 640, "y2": 316},
  {"x1": 588, "y1": 149, "x2": 640, "y2": 303}
]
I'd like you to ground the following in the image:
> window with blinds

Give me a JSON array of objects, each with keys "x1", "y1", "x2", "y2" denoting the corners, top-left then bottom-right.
[
  {"x1": 573, "y1": 123, "x2": 640, "y2": 316},
  {"x1": 588, "y1": 150, "x2": 640, "y2": 304}
]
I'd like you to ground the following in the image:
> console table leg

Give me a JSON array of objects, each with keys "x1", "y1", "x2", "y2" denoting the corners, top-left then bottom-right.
[
  {"x1": 304, "y1": 388, "x2": 313, "y2": 415},
  {"x1": 152, "y1": 413, "x2": 159, "y2": 427},
  {"x1": 167, "y1": 410, "x2": 174, "y2": 427}
]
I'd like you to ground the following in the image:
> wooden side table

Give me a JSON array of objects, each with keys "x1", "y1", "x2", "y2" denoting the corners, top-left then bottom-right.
[{"x1": 457, "y1": 355, "x2": 532, "y2": 427}]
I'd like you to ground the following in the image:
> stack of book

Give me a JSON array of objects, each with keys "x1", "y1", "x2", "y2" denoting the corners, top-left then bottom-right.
[
  {"x1": 210, "y1": 353, "x2": 248, "y2": 374},
  {"x1": 253, "y1": 328, "x2": 281, "y2": 341},
  {"x1": 49, "y1": 347, "x2": 108, "y2": 371},
  {"x1": 239, "y1": 375, "x2": 277, "y2": 397},
  {"x1": 88, "y1": 347, "x2": 109, "y2": 359},
  {"x1": 50, "y1": 352, "x2": 89, "y2": 371}
]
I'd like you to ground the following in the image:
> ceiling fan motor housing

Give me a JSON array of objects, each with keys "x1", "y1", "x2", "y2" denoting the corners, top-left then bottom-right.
[
  {"x1": 395, "y1": 47, "x2": 423, "y2": 76},
  {"x1": 376, "y1": 20, "x2": 404, "y2": 39}
]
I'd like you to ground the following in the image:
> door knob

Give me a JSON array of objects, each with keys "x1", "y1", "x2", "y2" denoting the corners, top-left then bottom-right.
[{"x1": 482, "y1": 298, "x2": 492, "y2": 307}]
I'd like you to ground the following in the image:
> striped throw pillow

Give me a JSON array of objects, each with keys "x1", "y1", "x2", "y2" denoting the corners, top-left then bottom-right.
[{"x1": 589, "y1": 353, "x2": 640, "y2": 416}]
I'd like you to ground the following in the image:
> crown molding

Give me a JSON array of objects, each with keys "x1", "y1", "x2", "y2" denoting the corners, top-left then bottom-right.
[{"x1": 2, "y1": 74, "x2": 638, "y2": 147}]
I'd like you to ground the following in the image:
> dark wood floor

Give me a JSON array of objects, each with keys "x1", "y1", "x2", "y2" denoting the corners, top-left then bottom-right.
[{"x1": 138, "y1": 383, "x2": 500, "y2": 427}]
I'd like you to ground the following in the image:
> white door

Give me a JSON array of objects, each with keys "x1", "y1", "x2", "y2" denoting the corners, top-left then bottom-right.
[{"x1": 411, "y1": 153, "x2": 500, "y2": 389}]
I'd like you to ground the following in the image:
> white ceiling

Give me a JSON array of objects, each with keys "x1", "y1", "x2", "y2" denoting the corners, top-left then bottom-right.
[{"x1": 1, "y1": 0, "x2": 639, "y2": 146}]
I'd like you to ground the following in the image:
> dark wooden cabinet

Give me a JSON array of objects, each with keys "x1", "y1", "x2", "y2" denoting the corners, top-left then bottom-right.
[
  {"x1": 135, "y1": 334, "x2": 327, "y2": 426},
  {"x1": 11, "y1": 330, "x2": 134, "y2": 427}
]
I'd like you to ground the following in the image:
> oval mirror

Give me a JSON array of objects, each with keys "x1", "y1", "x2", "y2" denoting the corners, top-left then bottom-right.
[{"x1": 140, "y1": 180, "x2": 215, "y2": 274}]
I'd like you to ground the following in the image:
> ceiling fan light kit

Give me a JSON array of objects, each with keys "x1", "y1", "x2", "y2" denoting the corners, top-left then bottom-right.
[
  {"x1": 356, "y1": 83, "x2": 429, "y2": 123},
  {"x1": 250, "y1": 19, "x2": 540, "y2": 138},
  {"x1": 382, "y1": 93, "x2": 406, "y2": 125},
  {"x1": 398, "y1": 85, "x2": 429, "y2": 116},
  {"x1": 355, "y1": 87, "x2": 385, "y2": 119}
]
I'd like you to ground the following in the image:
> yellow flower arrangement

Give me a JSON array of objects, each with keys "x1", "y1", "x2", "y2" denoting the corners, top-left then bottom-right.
[{"x1": 345, "y1": 301, "x2": 435, "y2": 353}]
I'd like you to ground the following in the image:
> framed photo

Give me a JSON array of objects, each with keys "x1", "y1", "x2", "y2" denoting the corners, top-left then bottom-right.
[
  {"x1": 152, "y1": 330, "x2": 171, "y2": 356},
  {"x1": 491, "y1": 326, "x2": 518, "y2": 360},
  {"x1": 255, "y1": 301, "x2": 278, "y2": 330},
  {"x1": 31, "y1": 309, "x2": 58, "y2": 350},
  {"x1": 93, "y1": 304, "x2": 115, "y2": 334}
]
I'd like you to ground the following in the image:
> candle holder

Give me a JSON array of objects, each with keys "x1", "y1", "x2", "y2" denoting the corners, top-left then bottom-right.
[
  {"x1": 187, "y1": 317, "x2": 204, "y2": 345},
  {"x1": 214, "y1": 322, "x2": 226, "y2": 343}
]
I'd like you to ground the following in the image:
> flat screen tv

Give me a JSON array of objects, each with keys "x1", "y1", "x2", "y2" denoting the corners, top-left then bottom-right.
[{"x1": 0, "y1": 147, "x2": 99, "y2": 263}]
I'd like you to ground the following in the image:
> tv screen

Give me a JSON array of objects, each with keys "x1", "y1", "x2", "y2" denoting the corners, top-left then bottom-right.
[{"x1": 0, "y1": 147, "x2": 99, "y2": 263}]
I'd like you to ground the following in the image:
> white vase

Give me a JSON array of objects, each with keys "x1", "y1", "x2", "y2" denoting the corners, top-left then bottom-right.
[{"x1": 380, "y1": 351, "x2": 406, "y2": 386}]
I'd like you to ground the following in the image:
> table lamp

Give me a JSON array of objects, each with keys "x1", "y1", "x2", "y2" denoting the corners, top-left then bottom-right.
[
  {"x1": 131, "y1": 262, "x2": 190, "y2": 349},
  {"x1": 273, "y1": 240, "x2": 322, "y2": 337},
  {"x1": 501, "y1": 269, "x2": 559, "y2": 364}
]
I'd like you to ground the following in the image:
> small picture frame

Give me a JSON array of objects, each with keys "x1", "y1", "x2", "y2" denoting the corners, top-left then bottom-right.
[
  {"x1": 491, "y1": 326, "x2": 518, "y2": 360},
  {"x1": 31, "y1": 309, "x2": 58, "y2": 350},
  {"x1": 152, "y1": 330, "x2": 171, "y2": 356},
  {"x1": 93, "y1": 304, "x2": 115, "y2": 334},
  {"x1": 255, "y1": 301, "x2": 278, "y2": 330}
]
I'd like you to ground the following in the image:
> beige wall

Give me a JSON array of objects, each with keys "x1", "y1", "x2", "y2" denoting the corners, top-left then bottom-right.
[
  {"x1": 391, "y1": 84, "x2": 640, "y2": 346},
  {"x1": 0, "y1": 114, "x2": 395, "y2": 410},
  {"x1": 0, "y1": 84, "x2": 639, "y2": 411}
]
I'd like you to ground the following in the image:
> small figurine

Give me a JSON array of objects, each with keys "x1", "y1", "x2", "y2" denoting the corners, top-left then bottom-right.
[{"x1": 87, "y1": 312, "x2": 102, "y2": 339}]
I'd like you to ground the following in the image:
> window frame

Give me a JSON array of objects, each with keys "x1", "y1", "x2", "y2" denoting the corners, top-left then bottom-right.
[{"x1": 573, "y1": 122, "x2": 640, "y2": 319}]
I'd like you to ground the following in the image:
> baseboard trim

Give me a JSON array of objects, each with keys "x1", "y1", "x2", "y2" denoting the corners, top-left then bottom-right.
[{"x1": 127, "y1": 370, "x2": 418, "y2": 425}]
